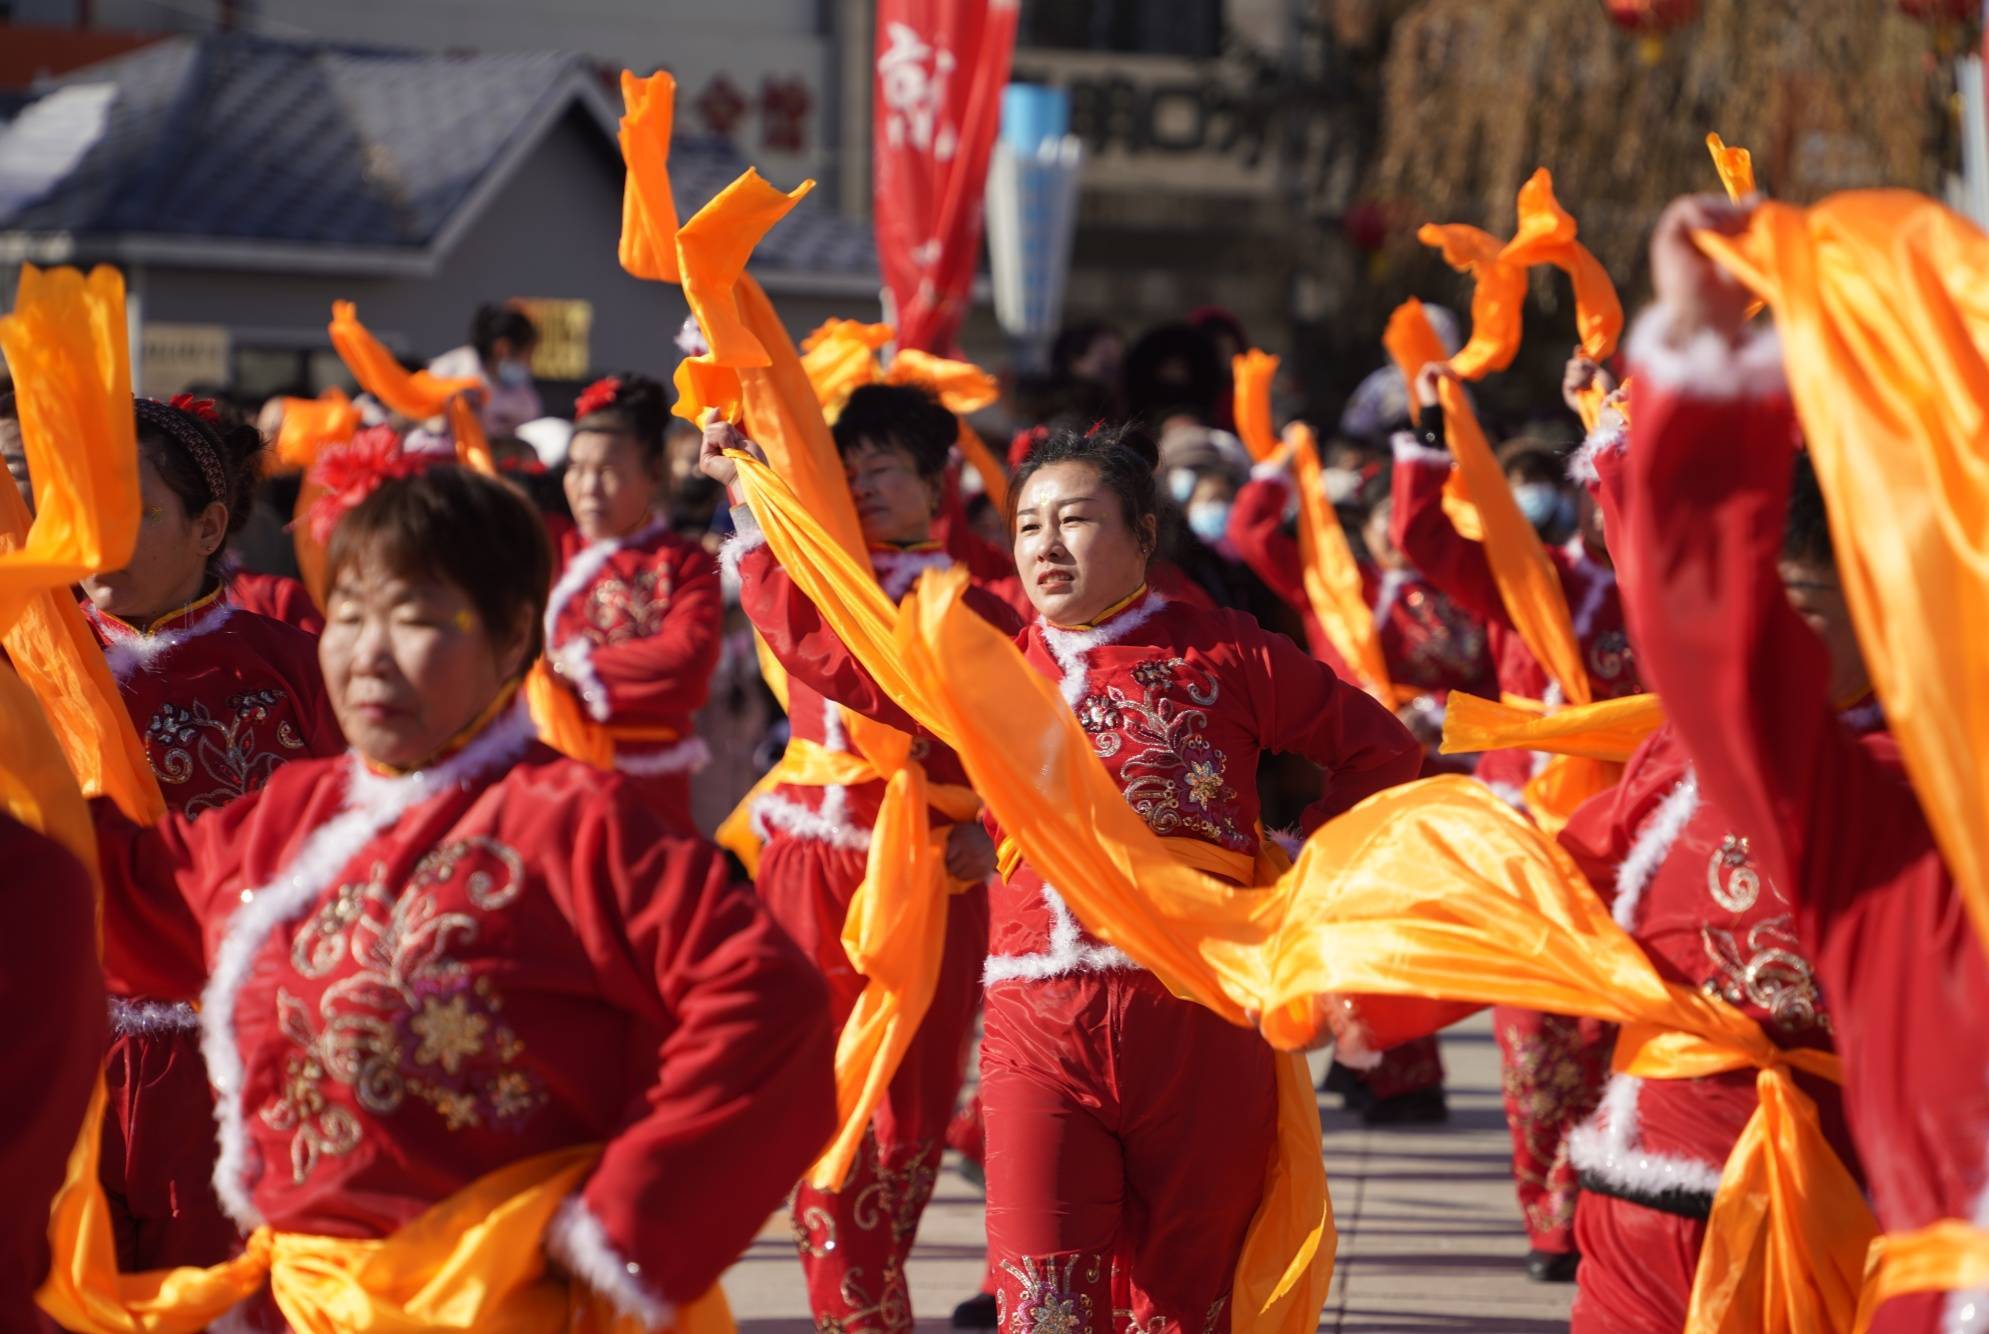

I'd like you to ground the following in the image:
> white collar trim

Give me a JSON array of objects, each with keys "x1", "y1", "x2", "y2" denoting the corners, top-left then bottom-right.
[
  {"x1": 94, "y1": 599, "x2": 236, "y2": 683},
  {"x1": 1037, "y1": 590, "x2": 1167, "y2": 707}
]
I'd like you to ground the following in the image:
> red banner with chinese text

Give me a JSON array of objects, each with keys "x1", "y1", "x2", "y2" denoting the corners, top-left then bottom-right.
[{"x1": 872, "y1": 0, "x2": 1018, "y2": 355}]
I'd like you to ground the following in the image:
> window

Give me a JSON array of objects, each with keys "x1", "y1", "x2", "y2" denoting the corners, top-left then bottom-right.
[{"x1": 1020, "y1": 0, "x2": 1224, "y2": 59}]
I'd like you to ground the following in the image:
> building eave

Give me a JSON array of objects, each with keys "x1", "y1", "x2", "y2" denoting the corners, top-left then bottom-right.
[{"x1": 0, "y1": 229, "x2": 436, "y2": 275}]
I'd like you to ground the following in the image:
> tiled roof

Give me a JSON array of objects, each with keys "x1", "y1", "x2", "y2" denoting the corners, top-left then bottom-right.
[{"x1": 0, "y1": 33, "x2": 875, "y2": 278}]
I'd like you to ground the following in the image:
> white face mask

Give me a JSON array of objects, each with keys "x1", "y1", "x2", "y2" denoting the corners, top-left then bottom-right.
[
  {"x1": 1321, "y1": 467, "x2": 1362, "y2": 505},
  {"x1": 1186, "y1": 500, "x2": 1233, "y2": 546},
  {"x1": 1167, "y1": 469, "x2": 1198, "y2": 505},
  {"x1": 495, "y1": 360, "x2": 533, "y2": 389}
]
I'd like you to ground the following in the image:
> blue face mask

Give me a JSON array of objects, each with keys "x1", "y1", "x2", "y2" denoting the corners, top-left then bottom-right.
[
  {"x1": 1186, "y1": 500, "x2": 1232, "y2": 545},
  {"x1": 1512, "y1": 483, "x2": 1562, "y2": 530},
  {"x1": 1167, "y1": 469, "x2": 1197, "y2": 505},
  {"x1": 495, "y1": 360, "x2": 533, "y2": 388}
]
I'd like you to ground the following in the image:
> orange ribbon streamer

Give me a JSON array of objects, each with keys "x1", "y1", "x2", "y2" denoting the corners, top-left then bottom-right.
[
  {"x1": 1232, "y1": 349, "x2": 1282, "y2": 461},
  {"x1": 1852, "y1": 1222, "x2": 1989, "y2": 1333},
  {"x1": 618, "y1": 69, "x2": 964, "y2": 1190},
  {"x1": 799, "y1": 319, "x2": 893, "y2": 412},
  {"x1": 1693, "y1": 188, "x2": 1989, "y2": 1049},
  {"x1": 1289, "y1": 423, "x2": 1396, "y2": 702},
  {"x1": 1441, "y1": 691, "x2": 1664, "y2": 764},
  {"x1": 272, "y1": 387, "x2": 361, "y2": 472},
  {"x1": 883, "y1": 348, "x2": 1009, "y2": 511},
  {"x1": 326, "y1": 301, "x2": 493, "y2": 474},
  {"x1": 1707, "y1": 132, "x2": 1757, "y2": 201},
  {"x1": 0, "y1": 265, "x2": 163, "y2": 825}
]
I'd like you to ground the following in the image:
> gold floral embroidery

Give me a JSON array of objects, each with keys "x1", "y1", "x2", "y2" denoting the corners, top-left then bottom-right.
[
  {"x1": 260, "y1": 836, "x2": 546, "y2": 1185},
  {"x1": 1696, "y1": 834, "x2": 1828, "y2": 1036},
  {"x1": 145, "y1": 688, "x2": 308, "y2": 819},
  {"x1": 1075, "y1": 657, "x2": 1246, "y2": 851},
  {"x1": 584, "y1": 566, "x2": 672, "y2": 646}
]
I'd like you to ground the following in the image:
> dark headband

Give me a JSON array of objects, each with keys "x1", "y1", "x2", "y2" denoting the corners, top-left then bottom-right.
[{"x1": 134, "y1": 398, "x2": 228, "y2": 508}]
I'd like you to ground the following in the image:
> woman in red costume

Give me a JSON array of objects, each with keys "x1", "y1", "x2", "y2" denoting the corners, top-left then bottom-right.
[
  {"x1": 1387, "y1": 370, "x2": 1633, "y2": 1280},
  {"x1": 91, "y1": 455, "x2": 836, "y2": 1327},
  {"x1": 542, "y1": 373, "x2": 722, "y2": 835},
  {"x1": 706, "y1": 382, "x2": 1017, "y2": 1334},
  {"x1": 78, "y1": 394, "x2": 344, "y2": 1273},
  {"x1": 709, "y1": 418, "x2": 1421, "y2": 1333},
  {"x1": 1617, "y1": 194, "x2": 1989, "y2": 1334}
]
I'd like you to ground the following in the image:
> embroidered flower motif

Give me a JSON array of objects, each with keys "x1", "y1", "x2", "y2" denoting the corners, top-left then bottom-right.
[
  {"x1": 1185, "y1": 759, "x2": 1225, "y2": 807},
  {"x1": 1027, "y1": 1295, "x2": 1081, "y2": 1334},
  {"x1": 1075, "y1": 695, "x2": 1121, "y2": 734},
  {"x1": 410, "y1": 994, "x2": 489, "y2": 1074},
  {"x1": 583, "y1": 567, "x2": 671, "y2": 645},
  {"x1": 144, "y1": 690, "x2": 306, "y2": 819}
]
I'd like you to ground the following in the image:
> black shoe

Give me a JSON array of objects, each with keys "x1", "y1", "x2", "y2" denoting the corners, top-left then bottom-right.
[
  {"x1": 1360, "y1": 1087, "x2": 1449, "y2": 1126},
  {"x1": 1525, "y1": 1248, "x2": 1580, "y2": 1283},
  {"x1": 952, "y1": 1292, "x2": 999, "y2": 1328},
  {"x1": 1320, "y1": 1060, "x2": 1375, "y2": 1112}
]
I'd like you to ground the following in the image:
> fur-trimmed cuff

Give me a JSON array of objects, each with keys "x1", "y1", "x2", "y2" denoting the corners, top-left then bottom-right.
[
  {"x1": 717, "y1": 518, "x2": 768, "y2": 585},
  {"x1": 1389, "y1": 430, "x2": 1451, "y2": 469},
  {"x1": 546, "y1": 1195, "x2": 673, "y2": 1332},
  {"x1": 1623, "y1": 303, "x2": 1785, "y2": 399},
  {"x1": 1567, "y1": 406, "x2": 1627, "y2": 486},
  {"x1": 1248, "y1": 460, "x2": 1294, "y2": 486}
]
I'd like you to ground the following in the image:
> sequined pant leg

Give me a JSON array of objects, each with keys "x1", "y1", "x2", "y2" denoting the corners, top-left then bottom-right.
[
  {"x1": 786, "y1": 873, "x2": 987, "y2": 1333},
  {"x1": 1492, "y1": 1007, "x2": 1610, "y2": 1254}
]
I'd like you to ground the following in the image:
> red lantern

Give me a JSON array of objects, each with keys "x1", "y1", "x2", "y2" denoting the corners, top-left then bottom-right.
[
  {"x1": 1897, "y1": 0, "x2": 1975, "y2": 22},
  {"x1": 1602, "y1": 0, "x2": 1698, "y2": 33}
]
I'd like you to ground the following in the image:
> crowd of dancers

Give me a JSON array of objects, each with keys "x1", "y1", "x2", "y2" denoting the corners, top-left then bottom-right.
[{"x1": 0, "y1": 69, "x2": 1985, "y2": 1334}]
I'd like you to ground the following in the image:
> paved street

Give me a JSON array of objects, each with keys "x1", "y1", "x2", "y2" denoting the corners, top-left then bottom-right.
[{"x1": 723, "y1": 1013, "x2": 1575, "y2": 1333}]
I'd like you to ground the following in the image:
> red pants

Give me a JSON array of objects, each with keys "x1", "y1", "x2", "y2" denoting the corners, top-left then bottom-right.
[
  {"x1": 1569, "y1": 1193, "x2": 1703, "y2": 1333},
  {"x1": 1492, "y1": 1007, "x2": 1608, "y2": 1254},
  {"x1": 102, "y1": 1020, "x2": 238, "y2": 1270},
  {"x1": 759, "y1": 835, "x2": 987, "y2": 1333},
  {"x1": 981, "y1": 969, "x2": 1276, "y2": 1334},
  {"x1": 1356, "y1": 1035, "x2": 1444, "y2": 1100}
]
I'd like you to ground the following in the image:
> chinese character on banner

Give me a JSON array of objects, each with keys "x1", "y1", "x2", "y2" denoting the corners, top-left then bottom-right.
[
  {"x1": 760, "y1": 76, "x2": 813, "y2": 153},
  {"x1": 696, "y1": 74, "x2": 748, "y2": 139},
  {"x1": 872, "y1": 0, "x2": 1019, "y2": 355}
]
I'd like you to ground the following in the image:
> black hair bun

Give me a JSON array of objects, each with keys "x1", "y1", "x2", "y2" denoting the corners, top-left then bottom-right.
[
  {"x1": 216, "y1": 421, "x2": 265, "y2": 535},
  {"x1": 574, "y1": 372, "x2": 668, "y2": 460},
  {"x1": 1094, "y1": 421, "x2": 1159, "y2": 472}
]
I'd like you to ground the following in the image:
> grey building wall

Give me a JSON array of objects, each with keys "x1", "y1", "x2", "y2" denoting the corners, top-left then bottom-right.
[{"x1": 133, "y1": 109, "x2": 863, "y2": 390}]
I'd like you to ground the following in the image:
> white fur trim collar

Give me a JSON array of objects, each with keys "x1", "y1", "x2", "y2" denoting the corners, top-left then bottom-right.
[
  {"x1": 1037, "y1": 590, "x2": 1167, "y2": 708},
  {"x1": 94, "y1": 599, "x2": 236, "y2": 684},
  {"x1": 544, "y1": 518, "x2": 669, "y2": 724},
  {"x1": 1389, "y1": 430, "x2": 1451, "y2": 469},
  {"x1": 546, "y1": 1195, "x2": 672, "y2": 1331},
  {"x1": 717, "y1": 519, "x2": 768, "y2": 586},
  {"x1": 1612, "y1": 772, "x2": 1701, "y2": 931},
  {"x1": 1624, "y1": 304, "x2": 1786, "y2": 400},
  {"x1": 870, "y1": 547, "x2": 955, "y2": 601},
  {"x1": 751, "y1": 788, "x2": 872, "y2": 852},
  {"x1": 613, "y1": 735, "x2": 712, "y2": 778},
  {"x1": 982, "y1": 883, "x2": 1138, "y2": 985},
  {"x1": 1567, "y1": 1073, "x2": 1726, "y2": 1204},
  {"x1": 199, "y1": 704, "x2": 536, "y2": 1229}
]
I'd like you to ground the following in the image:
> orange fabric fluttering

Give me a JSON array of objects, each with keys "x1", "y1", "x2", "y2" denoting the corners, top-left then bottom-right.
[
  {"x1": 882, "y1": 348, "x2": 1009, "y2": 511},
  {"x1": 1416, "y1": 224, "x2": 1530, "y2": 380},
  {"x1": 617, "y1": 71, "x2": 959, "y2": 1190},
  {"x1": 1383, "y1": 299, "x2": 1451, "y2": 427},
  {"x1": 0, "y1": 265, "x2": 162, "y2": 824},
  {"x1": 273, "y1": 388, "x2": 360, "y2": 472},
  {"x1": 326, "y1": 302, "x2": 493, "y2": 475},
  {"x1": 799, "y1": 319, "x2": 892, "y2": 411},
  {"x1": 523, "y1": 660, "x2": 614, "y2": 771},
  {"x1": 1693, "y1": 189, "x2": 1989, "y2": 1074},
  {"x1": 1442, "y1": 692, "x2": 1664, "y2": 765},
  {"x1": 1232, "y1": 350, "x2": 1282, "y2": 461},
  {"x1": 617, "y1": 70, "x2": 680, "y2": 284},
  {"x1": 1852, "y1": 1223, "x2": 1989, "y2": 1334},
  {"x1": 1707, "y1": 133, "x2": 1757, "y2": 201},
  {"x1": 1289, "y1": 423, "x2": 1395, "y2": 703},
  {"x1": 1496, "y1": 169, "x2": 1624, "y2": 364},
  {"x1": 887, "y1": 567, "x2": 1874, "y2": 1334},
  {"x1": 0, "y1": 660, "x2": 96, "y2": 878},
  {"x1": 40, "y1": 1132, "x2": 731, "y2": 1334},
  {"x1": 1436, "y1": 376, "x2": 1592, "y2": 706}
]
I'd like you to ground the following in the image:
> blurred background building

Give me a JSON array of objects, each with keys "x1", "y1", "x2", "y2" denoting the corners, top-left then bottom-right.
[{"x1": 0, "y1": 0, "x2": 1981, "y2": 418}]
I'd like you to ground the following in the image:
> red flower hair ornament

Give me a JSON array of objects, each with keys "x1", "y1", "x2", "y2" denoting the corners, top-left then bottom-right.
[
  {"x1": 168, "y1": 393, "x2": 221, "y2": 425},
  {"x1": 574, "y1": 376, "x2": 622, "y2": 419},
  {"x1": 304, "y1": 426, "x2": 429, "y2": 545}
]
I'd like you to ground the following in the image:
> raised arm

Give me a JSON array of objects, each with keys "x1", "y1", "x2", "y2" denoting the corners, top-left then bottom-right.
[
  {"x1": 1618, "y1": 198, "x2": 1917, "y2": 913},
  {"x1": 551, "y1": 809, "x2": 835, "y2": 1315},
  {"x1": 1387, "y1": 400, "x2": 1510, "y2": 629},
  {"x1": 1226, "y1": 471, "x2": 1309, "y2": 613},
  {"x1": 1231, "y1": 609, "x2": 1423, "y2": 833}
]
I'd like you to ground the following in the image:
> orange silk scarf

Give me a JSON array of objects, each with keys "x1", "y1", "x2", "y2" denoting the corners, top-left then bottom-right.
[{"x1": 326, "y1": 302, "x2": 493, "y2": 475}]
